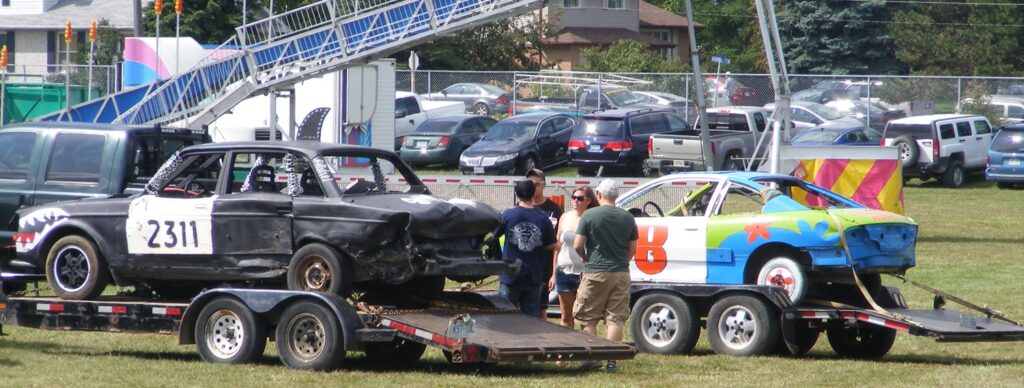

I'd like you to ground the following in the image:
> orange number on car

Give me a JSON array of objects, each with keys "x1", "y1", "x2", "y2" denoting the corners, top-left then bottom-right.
[{"x1": 634, "y1": 225, "x2": 668, "y2": 274}]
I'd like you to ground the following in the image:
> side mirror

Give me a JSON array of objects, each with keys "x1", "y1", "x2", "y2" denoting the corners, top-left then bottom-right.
[
  {"x1": 395, "y1": 108, "x2": 407, "y2": 118},
  {"x1": 442, "y1": 90, "x2": 448, "y2": 96},
  {"x1": 537, "y1": 134, "x2": 550, "y2": 143}
]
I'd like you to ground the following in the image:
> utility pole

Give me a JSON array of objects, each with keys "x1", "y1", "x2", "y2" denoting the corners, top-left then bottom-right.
[
  {"x1": 683, "y1": 0, "x2": 713, "y2": 172},
  {"x1": 753, "y1": 0, "x2": 791, "y2": 174}
]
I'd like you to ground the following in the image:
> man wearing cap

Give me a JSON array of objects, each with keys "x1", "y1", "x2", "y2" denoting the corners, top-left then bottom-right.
[
  {"x1": 496, "y1": 180, "x2": 558, "y2": 316},
  {"x1": 573, "y1": 179, "x2": 637, "y2": 371},
  {"x1": 526, "y1": 168, "x2": 563, "y2": 318}
]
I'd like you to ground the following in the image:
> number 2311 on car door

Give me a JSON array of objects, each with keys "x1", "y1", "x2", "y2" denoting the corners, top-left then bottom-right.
[{"x1": 126, "y1": 196, "x2": 215, "y2": 254}]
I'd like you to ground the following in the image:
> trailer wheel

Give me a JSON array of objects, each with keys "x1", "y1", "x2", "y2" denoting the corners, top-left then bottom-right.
[
  {"x1": 826, "y1": 321, "x2": 897, "y2": 359},
  {"x1": 45, "y1": 235, "x2": 109, "y2": 300},
  {"x1": 756, "y1": 257, "x2": 807, "y2": 304},
  {"x1": 195, "y1": 297, "x2": 267, "y2": 364},
  {"x1": 775, "y1": 321, "x2": 820, "y2": 356},
  {"x1": 707, "y1": 295, "x2": 779, "y2": 356},
  {"x1": 276, "y1": 300, "x2": 346, "y2": 370},
  {"x1": 287, "y1": 243, "x2": 353, "y2": 298},
  {"x1": 364, "y1": 338, "x2": 427, "y2": 364},
  {"x1": 629, "y1": 293, "x2": 699, "y2": 355}
]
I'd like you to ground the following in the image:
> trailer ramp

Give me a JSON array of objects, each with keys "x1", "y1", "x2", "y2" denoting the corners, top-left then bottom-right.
[
  {"x1": 794, "y1": 307, "x2": 1024, "y2": 342},
  {"x1": 379, "y1": 308, "x2": 636, "y2": 363}
]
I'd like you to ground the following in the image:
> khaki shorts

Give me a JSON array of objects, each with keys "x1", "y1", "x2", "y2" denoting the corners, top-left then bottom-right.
[{"x1": 572, "y1": 272, "x2": 630, "y2": 326}]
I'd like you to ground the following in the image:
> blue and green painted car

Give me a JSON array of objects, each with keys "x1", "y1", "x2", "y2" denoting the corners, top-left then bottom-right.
[{"x1": 617, "y1": 171, "x2": 917, "y2": 304}]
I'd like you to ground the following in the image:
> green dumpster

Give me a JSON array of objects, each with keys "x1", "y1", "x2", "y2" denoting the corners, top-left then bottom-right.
[{"x1": 0, "y1": 82, "x2": 100, "y2": 124}]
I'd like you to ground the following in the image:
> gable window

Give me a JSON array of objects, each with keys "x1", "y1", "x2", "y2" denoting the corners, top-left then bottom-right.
[
  {"x1": 563, "y1": 0, "x2": 579, "y2": 7},
  {"x1": 608, "y1": 0, "x2": 624, "y2": 9}
]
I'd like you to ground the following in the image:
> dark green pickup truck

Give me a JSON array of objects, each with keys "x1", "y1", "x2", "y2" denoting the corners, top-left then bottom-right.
[{"x1": 0, "y1": 123, "x2": 209, "y2": 289}]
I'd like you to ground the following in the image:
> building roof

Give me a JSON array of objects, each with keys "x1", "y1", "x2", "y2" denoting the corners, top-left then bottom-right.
[
  {"x1": 543, "y1": 27, "x2": 676, "y2": 47},
  {"x1": 638, "y1": 0, "x2": 701, "y2": 29},
  {"x1": 0, "y1": 0, "x2": 136, "y2": 30}
]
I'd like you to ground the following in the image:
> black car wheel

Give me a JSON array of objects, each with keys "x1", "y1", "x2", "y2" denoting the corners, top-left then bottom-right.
[
  {"x1": 826, "y1": 321, "x2": 897, "y2": 359},
  {"x1": 472, "y1": 102, "x2": 490, "y2": 116},
  {"x1": 46, "y1": 235, "x2": 109, "y2": 300},
  {"x1": 942, "y1": 161, "x2": 965, "y2": 188},
  {"x1": 517, "y1": 156, "x2": 537, "y2": 175},
  {"x1": 287, "y1": 243, "x2": 354, "y2": 298},
  {"x1": 364, "y1": 338, "x2": 427, "y2": 364},
  {"x1": 707, "y1": 295, "x2": 779, "y2": 356},
  {"x1": 195, "y1": 297, "x2": 267, "y2": 364}
]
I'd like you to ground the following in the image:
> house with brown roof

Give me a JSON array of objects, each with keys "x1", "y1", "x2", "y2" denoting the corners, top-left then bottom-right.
[{"x1": 538, "y1": 0, "x2": 701, "y2": 70}]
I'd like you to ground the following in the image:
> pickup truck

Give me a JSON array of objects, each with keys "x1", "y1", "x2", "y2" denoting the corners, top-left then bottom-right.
[
  {"x1": 647, "y1": 106, "x2": 770, "y2": 172},
  {"x1": 512, "y1": 87, "x2": 661, "y2": 117},
  {"x1": 395, "y1": 91, "x2": 465, "y2": 149},
  {"x1": 0, "y1": 122, "x2": 209, "y2": 291}
]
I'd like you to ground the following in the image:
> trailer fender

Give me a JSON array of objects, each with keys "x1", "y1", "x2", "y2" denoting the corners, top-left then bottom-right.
[{"x1": 179, "y1": 289, "x2": 364, "y2": 350}]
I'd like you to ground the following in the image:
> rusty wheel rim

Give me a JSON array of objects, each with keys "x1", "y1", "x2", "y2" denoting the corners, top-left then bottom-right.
[{"x1": 298, "y1": 254, "x2": 332, "y2": 292}]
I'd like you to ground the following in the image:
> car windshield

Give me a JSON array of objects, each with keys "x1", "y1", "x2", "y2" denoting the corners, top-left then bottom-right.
[
  {"x1": 991, "y1": 130, "x2": 1024, "y2": 153},
  {"x1": 482, "y1": 120, "x2": 537, "y2": 141},
  {"x1": 414, "y1": 119, "x2": 459, "y2": 133},
  {"x1": 606, "y1": 89, "x2": 644, "y2": 106},
  {"x1": 574, "y1": 118, "x2": 625, "y2": 137},
  {"x1": 319, "y1": 151, "x2": 427, "y2": 195},
  {"x1": 792, "y1": 130, "x2": 840, "y2": 143},
  {"x1": 804, "y1": 103, "x2": 845, "y2": 120},
  {"x1": 479, "y1": 84, "x2": 506, "y2": 95}
]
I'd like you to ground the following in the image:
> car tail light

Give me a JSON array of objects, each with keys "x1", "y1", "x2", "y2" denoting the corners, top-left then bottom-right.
[
  {"x1": 647, "y1": 138, "x2": 653, "y2": 155},
  {"x1": 932, "y1": 135, "x2": 940, "y2": 159},
  {"x1": 606, "y1": 141, "x2": 633, "y2": 152},
  {"x1": 496, "y1": 95, "x2": 509, "y2": 104},
  {"x1": 880, "y1": 138, "x2": 885, "y2": 146},
  {"x1": 400, "y1": 136, "x2": 407, "y2": 146},
  {"x1": 568, "y1": 139, "x2": 586, "y2": 151},
  {"x1": 986, "y1": 155, "x2": 990, "y2": 167},
  {"x1": 438, "y1": 136, "x2": 450, "y2": 147}
]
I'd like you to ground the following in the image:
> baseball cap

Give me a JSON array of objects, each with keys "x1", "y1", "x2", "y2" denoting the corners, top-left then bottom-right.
[{"x1": 595, "y1": 179, "x2": 618, "y2": 198}]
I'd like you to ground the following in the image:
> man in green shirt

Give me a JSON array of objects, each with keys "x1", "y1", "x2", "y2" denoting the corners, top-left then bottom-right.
[{"x1": 573, "y1": 179, "x2": 637, "y2": 371}]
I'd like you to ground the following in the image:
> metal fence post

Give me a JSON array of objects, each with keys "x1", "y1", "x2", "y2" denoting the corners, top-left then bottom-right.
[
  {"x1": 956, "y1": 77, "x2": 962, "y2": 113},
  {"x1": 866, "y1": 75, "x2": 872, "y2": 129},
  {"x1": 427, "y1": 70, "x2": 432, "y2": 95}
]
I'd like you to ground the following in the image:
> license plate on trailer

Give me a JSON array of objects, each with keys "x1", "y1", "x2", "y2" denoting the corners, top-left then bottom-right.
[
  {"x1": 589, "y1": 145, "x2": 602, "y2": 152},
  {"x1": 446, "y1": 314, "x2": 476, "y2": 339},
  {"x1": 1009, "y1": 159, "x2": 1021, "y2": 166},
  {"x1": 473, "y1": 167, "x2": 485, "y2": 174}
]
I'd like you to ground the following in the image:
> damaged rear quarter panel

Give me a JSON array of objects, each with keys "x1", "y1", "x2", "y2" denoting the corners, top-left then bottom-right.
[{"x1": 291, "y1": 197, "x2": 416, "y2": 283}]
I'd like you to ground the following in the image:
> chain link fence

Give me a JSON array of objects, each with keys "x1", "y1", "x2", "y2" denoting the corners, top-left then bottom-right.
[{"x1": 398, "y1": 70, "x2": 1024, "y2": 126}]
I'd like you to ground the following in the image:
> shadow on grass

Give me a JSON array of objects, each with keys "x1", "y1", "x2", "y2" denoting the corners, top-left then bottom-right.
[
  {"x1": 0, "y1": 357, "x2": 22, "y2": 367},
  {"x1": 793, "y1": 351, "x2": 1024, "y2": 366}
]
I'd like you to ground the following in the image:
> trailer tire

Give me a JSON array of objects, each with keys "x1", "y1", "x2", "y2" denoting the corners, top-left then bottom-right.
[
  {"x1": 45, "y1": 235, "x2": 109, "y2": 300},
  {"x1": 629, "y1": 293, "x2": 700, "y2": 355},
  {"x1": 826, "y1": 321, "x2": 897, "y2": 359},
  {"x1": 276, "y1": 300, "x2": 346, "y2": 370},
  {"x1": 364, "y1": 338, "x2": 427, "y2": 364},
  {"x1": 775, "y1": 321, "x2": 820, "y2": 356},
  {"x1": 707, "y1": 295, "x2": 779, "y2": 356},
  {"x1": 287, "y1": 243, "x2": 353, "y2": 298},
  {"x1": 195, "y1": 297, "x2": 267, "y2": 364},
  {"x1": 756, "y1": 257, "x2": 807, "y2": 304}
]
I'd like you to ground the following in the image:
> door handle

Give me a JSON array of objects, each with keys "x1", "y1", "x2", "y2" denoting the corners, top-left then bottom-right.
[
  {"x1": 958, "y1": 139, "x2": 966, "y2": 143},
  {"x1": 976, "y1": 137, "x2": 983, "y2": 140},
  {"x1": 683, "y1": 227, "x2": 699, "y2": 231},
  {"x1": 276, "y1": 203, "x2": 292, "y2": 214},
  {"x1": 409, "y1": 119, "x2": 415, "y2": 125}
]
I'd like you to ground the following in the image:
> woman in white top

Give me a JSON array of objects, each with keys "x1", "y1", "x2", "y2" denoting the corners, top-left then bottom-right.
[{"x1": 549, "y1": 186, "x2": 597, "y2": 329}]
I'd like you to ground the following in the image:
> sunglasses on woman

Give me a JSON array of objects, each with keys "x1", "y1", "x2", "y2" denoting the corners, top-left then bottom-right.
[{"x1": 571, "y1": 195, "x2": 587, "y2": 201}]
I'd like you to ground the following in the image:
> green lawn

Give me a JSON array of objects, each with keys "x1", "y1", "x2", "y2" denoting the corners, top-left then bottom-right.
[{"x1": 2, "y1": 175, "x2": 1023, "y2": 386}]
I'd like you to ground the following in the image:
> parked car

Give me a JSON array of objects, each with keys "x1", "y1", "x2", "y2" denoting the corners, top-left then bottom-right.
[
  {"x1": 617, "y1": 171, "x2": 917, "y2": 305},
  {"x1": 981, "y1": 95, "x2": 1024, "y2": 126},
  {"x1": 422, "y1": 82, "x2": 511, "y2": 116},
  {"x1": 825, "y1": 99, "x2": 907, "y2": 130},
  {"x1": 647, "y1": 106, "x2": 770, "y2": 173},
  {"x1": 511, "y1": 86, "x2": 657, "y2": 116},
  {"x1": 792, "y1": 80, "x2": 881, "y2": 104},
  {"x1": 394, "y1": 91, "x2": 465, "y2": 149},
  {"x1": 633, "y1": 91, "x2": 698, "y2": 120},
  {"x1": 568, "y1": 108, "x2": 688, "y2": 176},
  {"x1": 764, "y1": 101, "x2": 864, "y2": 132},
  {"x1": 705, "y1": 77, "x2": 757, "y2": 106},
  {"x1": 881, "y1": 114, "x2": 994, "y2": 188},
  {"x1": 790, "y1": 125, "x2": 882, "y2": 147},
  {"x1": 986, "y1": 124, "x2": 1024, "y2": 188},
  {"x1": 14, "y1": 142, "x2": 509, "y2": 300},
  {"x1": 459, "y1": 113, "x2": 576, "y2": 175},
  {"x1": 0, "y1": 123, "x2": 209, "y2": 293},
  {"x1": 399, "y1": 115, "x2": 497, "y2": 167}
]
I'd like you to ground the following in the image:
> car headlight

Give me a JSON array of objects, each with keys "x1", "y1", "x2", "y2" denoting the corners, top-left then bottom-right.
[{"x1": 495, "y1": 153, "x2": 518, "y2": 163}]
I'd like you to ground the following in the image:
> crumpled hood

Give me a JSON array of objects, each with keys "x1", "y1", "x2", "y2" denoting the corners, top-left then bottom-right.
[
  {"x1": 463, "y1": 139, "x2": 524, "y2": 156},
  {"x1": 346, "y1": 194, "x2": 501, "y2": 239},
  {"x1": 827, "y1": 208, "x2": 916, "y2": 227}
]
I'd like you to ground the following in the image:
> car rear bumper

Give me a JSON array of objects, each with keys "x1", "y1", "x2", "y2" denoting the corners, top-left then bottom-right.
[
  {"x1": 986, "y1": 171, "x2": 1024, "y2": 182},
  {"x1": 649, "y1": 158, "x2": 706, "y2": 173},
  {"x1": 568, "y1": 153, "x2": 639, "y2": 169},
  {"x1": 423, "y1": 257, "x2": 519, "y2": 277},
  {"x1": 399, "y1": 148, "x2": 458, "y2": 165},
  {"x1": 905, "y1": 157, "x2": 951, "y2": 177}
]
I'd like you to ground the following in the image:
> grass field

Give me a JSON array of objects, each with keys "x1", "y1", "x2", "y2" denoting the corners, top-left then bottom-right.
[{"x1": 1, "y1": 176, "x2": 1023, "y2": 386}]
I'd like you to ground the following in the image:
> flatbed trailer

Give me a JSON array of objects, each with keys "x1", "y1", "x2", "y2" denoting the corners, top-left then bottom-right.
[
  {"x1": 625, "y1": 281, "x2": 1024, "y2": 358},
  {"x1": 0, "y1": 287, "x2": 635, "y2": 370}
]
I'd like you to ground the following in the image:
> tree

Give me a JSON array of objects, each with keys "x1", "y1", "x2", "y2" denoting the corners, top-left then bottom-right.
[
  {"x1": 141, "y1": 1, "x2": 318, "y2": 45},
  {"x1": 576, "y1": 40, "x2": 688, "y2": 73},
  {"x1": 646, "y1": 0, "x2": 765, "y2": 73},
  {"x1": 776, "y1": 0, "x2": 904, "y2": 75},
  {"x1": 69, "y1": 20, "x2": 127, "y2": 92},
  {"x1": 891, "y1": 1, "x2": 1024, "y2": 76},
  {"x1": 393, "y1": 16, "x2": 557, "y2": 71}
]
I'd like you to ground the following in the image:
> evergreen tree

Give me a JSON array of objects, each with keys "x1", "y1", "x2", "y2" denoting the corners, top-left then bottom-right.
[
  {"x1": 646, "y1": 0, "x2": 765, "y2": 73},
  {"x1": 776, "y1": 0, "x2": 904, "y2": 75}
]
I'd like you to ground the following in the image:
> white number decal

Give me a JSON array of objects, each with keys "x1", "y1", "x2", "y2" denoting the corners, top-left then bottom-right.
[{"x1": 127, "y1": 196, "x2": 214, "y2": 254}]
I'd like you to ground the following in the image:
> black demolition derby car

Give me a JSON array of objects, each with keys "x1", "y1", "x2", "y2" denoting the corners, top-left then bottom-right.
[{"x1": 13, "y1": 142, "x2": 511, "y2": 300}]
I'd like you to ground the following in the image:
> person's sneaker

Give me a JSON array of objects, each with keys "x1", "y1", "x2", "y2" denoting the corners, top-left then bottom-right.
[
  {"x1": 578, "y1": 360, "x2": 602, "y2": 371},
  {"x1": 605, "y1": 361, "x2": 618, "y2": 372}
]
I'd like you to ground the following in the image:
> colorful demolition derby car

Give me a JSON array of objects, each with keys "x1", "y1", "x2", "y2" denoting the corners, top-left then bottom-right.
[
  {"x1": 618, "y1": 172, "x2": 917, "y2": 304},
  {"x1": 14, "y1": 142, "x2": 509, "y2": 300}
]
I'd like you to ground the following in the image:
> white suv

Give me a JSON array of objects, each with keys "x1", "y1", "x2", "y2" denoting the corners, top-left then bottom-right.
[{"x1": 881, "y1": 114, "x2": 994, "y2": 188}]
